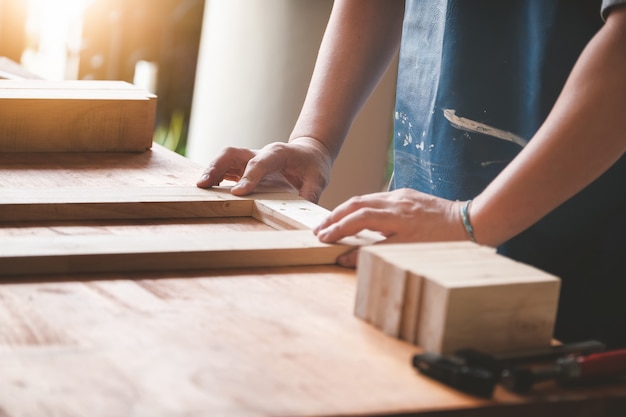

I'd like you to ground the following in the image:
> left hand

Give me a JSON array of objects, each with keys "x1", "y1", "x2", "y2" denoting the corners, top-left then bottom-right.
[{"x1": 313, "y1": 188, "x2": 470, "y2": 267}]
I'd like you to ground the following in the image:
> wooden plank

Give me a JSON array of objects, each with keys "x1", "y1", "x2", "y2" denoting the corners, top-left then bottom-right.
[
  {"x1": 252, "y1": 192, "x2": 333, "y2": 230},
  {"x1": 0, "y1": 80, "x2": 155, "y2": 152},
  {"x1": 0, "y1": 230, "x2": 353, "y2": 277},
  {"x1": 0, "y1": 79, "x2": 144, "y2": 90},
  {"x1": 0, "y1": 186, "x2": 253, "y2": 222},
  {"x1": 0, "y1": 183, "x2": 363, "y2": 276},
  {"x1": 0, "y1": 184, "x2": 380, "y2": 278}
]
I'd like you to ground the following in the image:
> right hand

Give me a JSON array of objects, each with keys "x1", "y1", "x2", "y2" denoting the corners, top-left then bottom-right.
[{"x1": 196, "y1": 137, "x2": 333, "y2": 204}]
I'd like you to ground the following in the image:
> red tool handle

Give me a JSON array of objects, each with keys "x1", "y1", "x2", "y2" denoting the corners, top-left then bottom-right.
[{"x1": 578, "y1": 348, "x2": 626, "y2": 378}]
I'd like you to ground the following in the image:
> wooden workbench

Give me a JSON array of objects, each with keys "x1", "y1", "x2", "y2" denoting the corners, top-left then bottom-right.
[{"x1": 0, "y1": 144, "x2": 624, "y2": 417}]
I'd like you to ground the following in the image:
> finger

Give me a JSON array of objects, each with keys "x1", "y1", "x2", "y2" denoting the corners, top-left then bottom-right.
[
  {"x1": 313, "y1": 193, "x2": 392, "y2": 234},
  {"x1": 196, "y1": 147, "x2": 256, "y2": 189},
  {"x1": 316, "y1": 207, "x2": 402, "y2": 243},
  {"x1": 336, "y1": 248, "x2": 359, "y2": 268},
  {"x1": 231, "y1": 144, "x2": 289, "y2": 195},
  {"x1": 298, "y1": 181, "x2": 324, "y2": 204}
]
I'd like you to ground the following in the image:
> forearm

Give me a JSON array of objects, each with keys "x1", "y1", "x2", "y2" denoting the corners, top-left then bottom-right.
[
  {"x1": 289, "y1": 0, "x2": 405, "y2": 161},
  {"x1": 471, "y1": 6, "x2": 626, "y2": 246}
]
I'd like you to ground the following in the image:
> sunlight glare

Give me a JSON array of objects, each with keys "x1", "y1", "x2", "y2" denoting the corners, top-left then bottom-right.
[{"x1": 23, "y1": 0, "x2": 94, "y2": 80}]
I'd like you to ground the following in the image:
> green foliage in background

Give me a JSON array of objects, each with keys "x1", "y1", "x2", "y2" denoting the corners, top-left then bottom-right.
[{"x1": 153, "y1": 109, "x2": 188, "y2": 156}]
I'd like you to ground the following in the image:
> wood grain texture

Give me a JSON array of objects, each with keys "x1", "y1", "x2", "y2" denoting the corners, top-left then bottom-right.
[
  {"x1": 2, "y1": 145, "x2": 624, "y2": 416},
  {"x1": 0, "y1": 142, "x2": 193, "y2": 182},
  {"x1": 0, "y1": 268, "x2": 485, "y2": 417},
  {"x1": 0, "y1": 230, "x2": 353, "y2": 277},
  {"x1": 0, "y1": 268, "x2": 623, "y2": 417},
  {"x1": 0, "y1": 144, "x2": 372, "y2": 277},
  {"x1": 356, "y1": 242, "x2": 561, "y2": 355},
  {"x1": 0, "y1": 186, "x2": 253, "y2": 221},
  {"x1": 0, "y1": 80, "x2": 155, "y2": 152}
]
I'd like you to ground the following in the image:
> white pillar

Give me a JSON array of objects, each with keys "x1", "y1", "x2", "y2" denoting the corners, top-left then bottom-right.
[{"x1": 187, "y1": 0, "x2": 397, "y2": 209}]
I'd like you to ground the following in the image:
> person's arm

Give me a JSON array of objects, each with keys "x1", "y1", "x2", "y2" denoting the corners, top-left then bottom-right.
[
  {"x1": 470, "y1": 5, "x2": 626, "y2": 246},
  {"x1": 288, "y1": 0, "x2": 405, "y2": 160},
  {"x1": 197, "y1": 0, "x2": 405, "y2": 203},
  {"x1": 315, "y1": 6, "x2": 626, "y2": 266}
]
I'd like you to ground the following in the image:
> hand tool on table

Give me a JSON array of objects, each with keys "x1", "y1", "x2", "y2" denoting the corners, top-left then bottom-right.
[
  {"x1": 501, "y1": 348, "x2": 626, "y2": 394},
  {"x1": 454, "y1": 339, "x2": 606, "y2": 375},
  {"x1": 412, "y1": 352, "x2": 499, "y2": 398},
  {"x1": 411, "y1": 340, "x2": 607, "y2": 398}
]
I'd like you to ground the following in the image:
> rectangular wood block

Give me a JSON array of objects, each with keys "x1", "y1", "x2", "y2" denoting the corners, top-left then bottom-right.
[
  {"x1": 356, "y1": 242, "x2": 560, "y2": 355},
  {"x1": 0, "y1": 80, "x2": 156, "y2": 152},
  {"x1": 356, "y1": 242, "x2": 496, "y2": 342}
]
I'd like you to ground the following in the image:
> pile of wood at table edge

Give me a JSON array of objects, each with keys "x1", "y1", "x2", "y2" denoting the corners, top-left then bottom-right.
[
  {"x1": 0, "y1": 79, "x2": 156, "y2": 152},
  {"x1": 355, "y1": 241, "x2": 561, "y2": 355}
]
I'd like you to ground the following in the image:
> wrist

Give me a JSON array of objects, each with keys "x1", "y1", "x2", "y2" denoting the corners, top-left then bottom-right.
[
  {"x1": 465, "y1": 195, "x2": 513, "y2": 248},
  {"x1": 459, "y1": 200, "x2": 477, "y2": 243},
  {"x1": 288, "y1": 135, "x2": 335, "y2": 164}
]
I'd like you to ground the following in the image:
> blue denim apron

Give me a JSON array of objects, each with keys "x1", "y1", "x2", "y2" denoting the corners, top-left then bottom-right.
[{"x1": 391, "y1": 0, "x2": 626, "y2": 347}]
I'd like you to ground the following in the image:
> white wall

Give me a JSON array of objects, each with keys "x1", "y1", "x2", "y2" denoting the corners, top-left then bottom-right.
[{"x1": 187, "y1": 0, "x2": 397, "y2": 209}]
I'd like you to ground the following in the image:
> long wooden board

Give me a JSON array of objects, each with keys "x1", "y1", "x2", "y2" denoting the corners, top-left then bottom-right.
[
  {"x1": 0, "y1": 185, "x2": 346, "y2": 227},
  {"x1": 0, "y1": 230, "x2": 352, "y2": 276},
  {"x1": 0, "y1": 185, "x2": 377, "y2": 277},
  {"x1": 0, "y1": 186, "x2": 252, "y2": 221}
]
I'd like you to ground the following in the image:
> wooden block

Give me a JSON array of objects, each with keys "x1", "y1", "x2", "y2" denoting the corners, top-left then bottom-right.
[
  {"x1": 400, "y1": 271, "x2": 422, "y2": 344},
  {"x1": 356, "y1": 242, "x2": 496, "y2": 341},
  {"x1": 0, "y1": 80, "x2": 156, "y2": 152},
  {"x1": 354, "y1": 246, "x2": 377, "y2": 321},
  {"x1": 372, "y1": 255, "x2": 409, "y2": 337},
  {"x1": 355, "y1": 248, "x2": 385, "y2": 325},
  {"x1": 417, "y1": 272, "x2": 560, "y2": 355},
  {"x1": 355, "y1": 242, "x2": 561, "y2": 355}
]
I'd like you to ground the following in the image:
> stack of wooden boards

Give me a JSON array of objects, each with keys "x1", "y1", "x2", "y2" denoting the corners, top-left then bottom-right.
[
  {"x1": 355, "y1": 241, "x2": 561, "y2": 355},
  {"x1": 0, "y1": 80, "x2": 156, "y2": 152},
  {"x1": 0, "y1": 184, "x2": 373, "y2": 277}
]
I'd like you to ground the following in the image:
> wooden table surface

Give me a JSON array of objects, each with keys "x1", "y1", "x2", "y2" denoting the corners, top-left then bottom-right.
[{"x1": 1, "y1": 144, "x2": 625, "y2": 417}]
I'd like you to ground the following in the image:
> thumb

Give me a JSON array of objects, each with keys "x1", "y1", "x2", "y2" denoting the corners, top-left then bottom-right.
[{"x1": 298, "y1": 183, "x2": 323, "y2": 204}]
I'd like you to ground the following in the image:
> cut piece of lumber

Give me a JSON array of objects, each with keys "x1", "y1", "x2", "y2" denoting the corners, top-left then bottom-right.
[
  {"x1": 0, "y1": 186, "x2": 253, "y2": 222},
  {"x1": 0, "y1": 79, "x2": 156, "y2": 152},
  {"x1": 355, "y1": 242, "x2": 496, "y2": 342},
  {"x1": 0, "y1": 185, "x2": 381, "y2": 277},
  {"x1": 356, "y1": 241, "x2": 561, "y2": 355},
  {"x1": 0, "y1": 230, "x2": 353, "y2": 277},
  {"x1": 0, "y1": 186, "x2": 333, "y2": 226}
]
